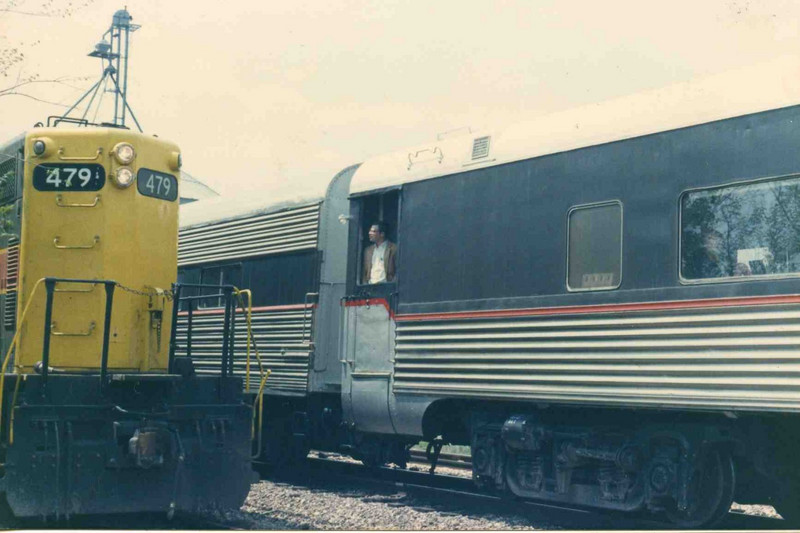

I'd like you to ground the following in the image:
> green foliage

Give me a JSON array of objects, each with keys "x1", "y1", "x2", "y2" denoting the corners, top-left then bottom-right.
[
  {"x1": 0, "y1": 204, "x2": 14, "y2": 235},
  {"x1": 0, "y1": 168, "x2": 16, "y2": 237}
]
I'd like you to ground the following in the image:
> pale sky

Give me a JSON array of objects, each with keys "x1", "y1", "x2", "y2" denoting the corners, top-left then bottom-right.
[{"x1": 2, "y1": 0, "x2": 800, "y2": 197}]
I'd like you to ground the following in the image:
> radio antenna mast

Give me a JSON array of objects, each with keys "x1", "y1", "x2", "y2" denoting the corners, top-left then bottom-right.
[{"x1": 55, "y1": 8, "x2": 142, "y2": 131}]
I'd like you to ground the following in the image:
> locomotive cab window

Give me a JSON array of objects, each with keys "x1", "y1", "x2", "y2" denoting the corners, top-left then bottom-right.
[
  {"x1": 567, "y1": 201, "x2": 622, "y2": 291},
  {"x1": 681, "y1": 175, "x2": 800, "y2": 281},
  {"x1": 357, "y1": 190, "x2": 399, "y2": 285}
]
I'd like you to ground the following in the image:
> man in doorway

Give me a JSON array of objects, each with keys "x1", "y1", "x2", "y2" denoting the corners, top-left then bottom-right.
[{"x1": 362, "y1": 222, "x2": 397, "y2": 284}]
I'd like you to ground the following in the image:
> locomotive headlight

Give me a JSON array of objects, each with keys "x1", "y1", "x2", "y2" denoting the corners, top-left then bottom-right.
[
  {"x1": 112, "y1": 142, "x2": 136, "y2": 165},
  {"x1": 31, "y1": 137, "x2": 53, "y2": 157},
  {"x1": 168, "y1": 151, "x2": 182, "y2": 171},
  {"x1": 114, "y1": 167, "x2": 135, "y2": 188}
]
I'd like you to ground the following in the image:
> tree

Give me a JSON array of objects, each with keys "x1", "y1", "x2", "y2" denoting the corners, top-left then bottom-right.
[{"x1": 0, "y1": 0, "x2": 96, "y2": 105}]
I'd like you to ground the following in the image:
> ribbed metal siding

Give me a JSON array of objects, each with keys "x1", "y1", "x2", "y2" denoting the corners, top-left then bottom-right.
[
  {"x1": 175, "y1": 306, "x2": 313, "y2": 392},
  {"x1": 394, "y1": 304, "x2": 800, "y2": 411},
  {"x1": 178, "y1": 203, "x2": 321, "y2": 266}
]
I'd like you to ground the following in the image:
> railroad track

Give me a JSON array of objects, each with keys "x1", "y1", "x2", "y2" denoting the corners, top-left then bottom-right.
[
  {"x1": 260, "y1": 452, "x2": 792, "y2": 530},
  {"x1": 408, "y1": 449, "x2": 472, "y2": 470}
]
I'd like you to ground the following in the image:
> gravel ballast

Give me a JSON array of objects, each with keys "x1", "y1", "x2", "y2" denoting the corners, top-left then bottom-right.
[
  {"x1": 202, "y1": 456, "x2": 785, "y2": 530},
  {"x1": 214, "y1": 478, "x2": 558, "y2": 530}
]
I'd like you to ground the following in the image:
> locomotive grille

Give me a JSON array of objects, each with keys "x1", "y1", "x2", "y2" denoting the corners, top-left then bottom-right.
[
  {"x1": 178, "y1": 202, "x2": 321, "y2": 266},
  {"x1": 394, "y1": 302, "x2": 800, "y2": 411}
]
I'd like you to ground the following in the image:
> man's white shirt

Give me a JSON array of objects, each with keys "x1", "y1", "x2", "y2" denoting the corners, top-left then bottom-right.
[{"x1": 369, "y1": 240, "x2": 388, "y2": 284}]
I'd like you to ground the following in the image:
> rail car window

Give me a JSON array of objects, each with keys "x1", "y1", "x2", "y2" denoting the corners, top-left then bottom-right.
[
  {"x1": 176, "y1": 268, "x2": 200, "y2": 311},
  {"x1": 199, "y1": 264, "x2": 242, "y2": 308},
  {"x1": 567, "y1": 202, "x2": 622, "y2": 291},
  {"x1": 681, "y1": 176, "x2": 800, "y2": 281},
  {"x1": 247, "y1": 251, "x2": 318, "y2": 307},
  {"x1": 357, "y1": 190, "x2": 400, "y2": 285}
]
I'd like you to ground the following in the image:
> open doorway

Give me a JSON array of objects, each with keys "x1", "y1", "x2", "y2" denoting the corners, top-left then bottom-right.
[{"x1": 357, "y1": 189, "x2": 400, "y2": 286}]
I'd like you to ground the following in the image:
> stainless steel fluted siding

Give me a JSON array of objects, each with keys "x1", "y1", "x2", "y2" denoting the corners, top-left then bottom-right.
[
  {"x1": 394, "y1": 304, "x2": 800, "y2": 411},
  {"x1": 175, "y1": 306, "x2": 313, "y2": 392},
  {"x1": 178, "y1": 203, "x2": 321, "y2": 265}
]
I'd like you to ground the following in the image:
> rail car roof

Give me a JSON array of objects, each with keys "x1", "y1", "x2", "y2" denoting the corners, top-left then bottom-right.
[
  {"x1": 349, "y1": 55, "x2": 800, "y2": 195},
  {"x1": 179, "y1": 181, "x2": 326, "y2": 229}
]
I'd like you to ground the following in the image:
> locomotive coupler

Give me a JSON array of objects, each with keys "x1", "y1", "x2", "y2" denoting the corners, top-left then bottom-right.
[{"x1": 128, "y1": 426, "x2": 170, "y2": 468}]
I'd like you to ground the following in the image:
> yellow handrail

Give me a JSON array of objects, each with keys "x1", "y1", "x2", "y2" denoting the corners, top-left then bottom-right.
[
  {"x1": 0, "y1": 278, "x2": 46, "y2": 436},
  {"x1": 251, "y1": 369, "x2": 271, "y2": 458},
  {"x1": 232, "y1": 288, "x2": 266, "y2": 392},
  {"x1": 236, "y1": 289, "x2": 254, "y2": 392},
  {"x1": 231, "y1": 287, "x2": 272, "y2": 456},
  {"x1": 8, "y1": 374, "x2": 24, "y2": 444}
]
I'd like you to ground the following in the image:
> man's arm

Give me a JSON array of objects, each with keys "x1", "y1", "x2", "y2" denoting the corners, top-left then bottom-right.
[
  {"x1": 386, "y1": 242, "x2": 397, "y2": 282},
  {"x1": 362, "y1": 246, "x2": 371, "y2": 284}
]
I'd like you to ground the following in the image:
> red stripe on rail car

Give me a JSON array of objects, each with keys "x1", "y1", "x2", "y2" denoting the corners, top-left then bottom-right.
[
  {"x1": 394, "y1": 293, "x2": 800, "y2": 322},
  {"x1": 344, "y1": 298, "x2": 393, "y2": 314}
]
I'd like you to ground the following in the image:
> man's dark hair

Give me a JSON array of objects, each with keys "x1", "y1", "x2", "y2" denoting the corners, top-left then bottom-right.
[{"x1": 372, "y1": 221, "x2": 389, "y2": 236}]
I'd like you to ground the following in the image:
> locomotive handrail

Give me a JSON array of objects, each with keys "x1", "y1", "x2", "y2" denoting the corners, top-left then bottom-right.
[
  {"x1": 0, "y1": 277, "x2": 46, "y2": 439},
  {"x1": 53, "y1": 235, "x2": 101, "y2": 250},
  {"x1": 251, "y1": 369, "x2": 271, "y2": 459},
  {"x1": 8, "y1": 374, "x2": 24, "y2": 444},
  {"x1": 55, "y1": 194, "x2": 101, "y2": 208},
  {"x1": 301, "y1": 292, "x2": 318, "y2": 345},
  {"x1": 47, "y1": 116, "x2": 89, "y2": 128},
  {"x1": 54, "y1": 282, "x2": 96, "y2": 293},
  {"x1": 234, "y1": 289, "x2": 256, "y2": 392},
  {"x1": 50, "y1": 320, "x2": 96, "y2": 337},
  {"x1": 40, "y1": 278, "x2": 116, "y2": 395},
  {"x1": 228, "y1": 286, "x2": 273, "y2": 456},
  {"x1": 235, "y1": 289, "x2": 269, "y2": 384},
  {"x1": 169, "y1": 283, "x2": 237, "y2": 389},
  {"x1": 57, "y1": 146, "x2": 103, "y2": 161}
]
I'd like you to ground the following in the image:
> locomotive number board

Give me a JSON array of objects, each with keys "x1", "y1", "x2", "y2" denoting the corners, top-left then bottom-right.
[
  {"x1": 33, "y1": 164, "x2": 105, "y2": 191},
  {"x1": 137, "y1": 168, "x2": 178, "y2": 202}
]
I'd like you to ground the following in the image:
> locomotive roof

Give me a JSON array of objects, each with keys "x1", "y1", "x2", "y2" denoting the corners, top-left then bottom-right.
[
  {"x1": 179, "y1": 182, "x2": 325, "y2": 229},
  {"x1": 349, "y1": 55, "x2": 800, "y2": 195}
]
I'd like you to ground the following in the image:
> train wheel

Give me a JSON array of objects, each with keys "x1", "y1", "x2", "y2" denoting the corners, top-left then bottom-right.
[{"x1": 664, "y1": 448, "x2": 735, "y2": 528}]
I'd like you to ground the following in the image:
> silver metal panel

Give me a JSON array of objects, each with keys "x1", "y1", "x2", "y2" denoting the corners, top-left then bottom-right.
[
  {"x1": 175, "y1": 306, "x2": 313, "y2": 393},
  {"x1": 342, "y1": 304, "x2": 397, "y2": 433},
  {"x1": 309, "y1": 165, "x2": 358, "y2": 393},
  {"x1": 178, "y1": 203, "x2": 321, "y2": 266},
  {"x1": 393, "y1": 303, "x2": 800, "y2": 412}
]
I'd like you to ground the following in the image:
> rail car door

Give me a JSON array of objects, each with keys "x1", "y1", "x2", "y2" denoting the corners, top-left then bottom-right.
[
  {"x1": 341, "y1": 189, "x2": 401, "y2": 434},
  {"x1": 341, "y1": 293, "x2": 397, "y2": 434}
]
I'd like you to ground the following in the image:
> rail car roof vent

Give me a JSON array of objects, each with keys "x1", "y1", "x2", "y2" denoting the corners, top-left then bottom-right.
[{"x1": 471, "y1": 136, "x2": 491, "y2": 160}]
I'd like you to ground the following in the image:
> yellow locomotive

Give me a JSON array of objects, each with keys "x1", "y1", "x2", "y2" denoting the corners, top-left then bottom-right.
[{"x1": 0, "y1": 127, "x2": 253, "y2": 518}]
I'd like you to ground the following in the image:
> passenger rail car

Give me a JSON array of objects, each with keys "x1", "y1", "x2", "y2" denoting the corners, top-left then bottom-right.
[
  {"x1": 0, "y1": 127, "x2": 253, "y2": 519},
  {"x1": 180, "y1": 100, "x2": 800, "y2": 526}
]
